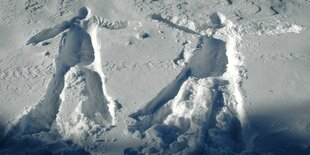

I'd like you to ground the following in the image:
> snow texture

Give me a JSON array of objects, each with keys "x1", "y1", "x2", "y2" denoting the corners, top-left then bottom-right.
[{"x1": 0, "y1": 0, "x2": 310, "y2": 155}]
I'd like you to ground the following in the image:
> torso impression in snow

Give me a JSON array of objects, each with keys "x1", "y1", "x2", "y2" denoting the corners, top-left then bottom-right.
[{"x1": 59, "y1": 23, "x2": 95, "y2": 67}]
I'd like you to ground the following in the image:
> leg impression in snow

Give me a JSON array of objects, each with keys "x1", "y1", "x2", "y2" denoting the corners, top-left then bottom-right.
[{"x1": 5, "y1": 7, "x2": 127, "y2": 138}]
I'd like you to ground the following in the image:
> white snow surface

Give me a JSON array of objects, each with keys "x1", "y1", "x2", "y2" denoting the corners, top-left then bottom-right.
[{"x1": 0, "y1": 0, "x2": 310, "y2": 155}]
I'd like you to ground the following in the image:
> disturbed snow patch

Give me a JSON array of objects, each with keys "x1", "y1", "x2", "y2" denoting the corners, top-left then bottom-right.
[
  {"x1": 57, "y1": 67, "x2": 112, "y2": 146},
  {"x1": 239, "y1": 18, "x2": 304, "y2": 36},
  {"x1": 1, "y1": 8, "x2": 125, "y2": 153},
  {"x1": 127, "y1": 13, "x2": 248, "y2": 154},
  {"x1": 127, "y1": 77, "x2": 244, "y2": 154}
]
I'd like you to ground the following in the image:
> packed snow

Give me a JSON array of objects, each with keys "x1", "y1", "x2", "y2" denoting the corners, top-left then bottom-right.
[{"x1": 0, "y1": 0, "x2": 310, "y2": 154}]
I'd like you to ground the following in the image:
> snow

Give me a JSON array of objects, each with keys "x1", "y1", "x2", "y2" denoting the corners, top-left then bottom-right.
[{"x1": 1, "y1": 0, "x2": 310, "y2": 154}]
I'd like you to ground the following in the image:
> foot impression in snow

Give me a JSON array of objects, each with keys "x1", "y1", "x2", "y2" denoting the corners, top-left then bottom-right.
[
  {"x1": 5, "y1": 7, "x2": 127, "y2": 140},
  {"x1": 127, "y1": 13, "x2": 246, "y2": 154}
]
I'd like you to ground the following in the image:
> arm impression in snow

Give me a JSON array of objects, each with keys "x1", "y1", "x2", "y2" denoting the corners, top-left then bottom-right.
[
  {"x1": 91, "y1": 16, "x2": 127, "y2": 30},
  {"x1": 26, "y1": 21, "x2": 71, "y2": 45}
]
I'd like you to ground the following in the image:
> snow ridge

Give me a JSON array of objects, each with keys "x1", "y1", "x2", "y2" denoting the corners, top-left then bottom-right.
[
  {"x1": 88, "y1": 25, "x2": 117, "y2": 125},
  {"x1": 240, "y1": 19, "x2": 304, "y2": 36},
  {"x1": 213, "y1": 13, "x2": 247, "y2": 126}
]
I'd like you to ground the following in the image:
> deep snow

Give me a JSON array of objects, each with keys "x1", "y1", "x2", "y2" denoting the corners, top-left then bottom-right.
[{"x1": 0, "y1": 0, "x2": 310, "y2": 154}]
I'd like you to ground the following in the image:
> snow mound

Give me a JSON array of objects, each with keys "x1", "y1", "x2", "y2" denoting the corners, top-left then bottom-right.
[
  {"x1": 56, "y1": 67, "x2": 112, "y2": 145},
  {"x1": 127, "y1": 77, "x2": 244, "y2": 154}
]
